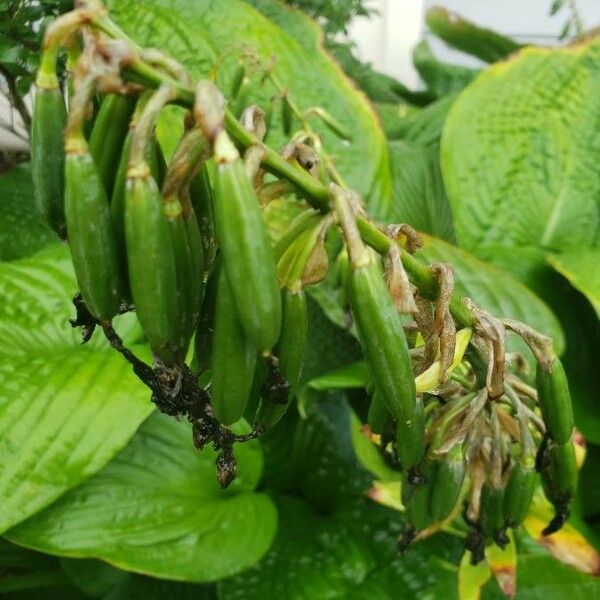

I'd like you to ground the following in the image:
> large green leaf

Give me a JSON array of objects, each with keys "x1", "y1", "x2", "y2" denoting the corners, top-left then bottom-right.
[
  {"x1": 6, "y1": 413, "x2": 277, "y2": 583},
  {"x1": 418, "y1": 236, "x2": 565, "y2": 356},
  {"x1": 515, "y1": 553, "x2": 600, "y2": 599},
  {"x1": 60, "y1": 558, "x2": 218, "y2": 599},
  {"x1": 0, "y1": 164, "x2": 57, "y2": 261},
  {"x1": 413, "y1": 40, "x2": 478, "y2": 98},
  {"x1": 221, "y1": 495, "x2": 463, "y2": 599},
  {"x1": 0, "y1": 246, "x2": 152, "y2": 534},
  {"x1": 548, "y1": 250, "x2": 600, "y2": 318},
  {"x1": 389, "y1": 142, "x2": 455, "y2": 242},
  {"x1": 105, "y1": 0, "x2": 393, "y2": 218},
  {"x1": 442, "y1": 39, "x2": 600, "y2": 256}
]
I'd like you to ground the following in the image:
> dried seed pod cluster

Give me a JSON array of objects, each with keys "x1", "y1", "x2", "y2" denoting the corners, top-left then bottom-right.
[{"x1": 32, "y1": 0, "x2": 578, "y2": 559}]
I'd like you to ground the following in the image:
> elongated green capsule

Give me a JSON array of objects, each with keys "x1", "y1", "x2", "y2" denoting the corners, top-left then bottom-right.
[
  {"x1": 31, "y1": 58, "x2": 67, "y2": 237},
  {"x1": 184, "y1": 205, "x2": 206, "y2": 324},
  {"x1": 230, "y1": 63, "x2": 246, "y2": 99},
  {"x1": 503, "y1": 460, "x2": 537, "y2": 528},
  {"x1": 89, "y1": 94, "x2": 135, "y2": 196},
  {"x1": 536, "y1": 357, "x2": 574, "y2": 445},
  {"x1": 211, "y1": 268, "x2": 258, "y2": 425},
  {"x1": 540, "y1": 440, "x2": 578, "y2": 534},
  {"x1": 64, "y1": 137, "x2": 125, "y2": 321},
  {"x1": 430, "y1": 443, "x2": 466, "y2": 522},
  {"x1": 347, "y1": 252, "x2": 421, "y2": 466},
  {"x1": 193, "y1": 265, "x2": 219, "y2": 376},
  {"x1": 282, "y1": 93, "x2": 293, "y2": 136},
  {"x1": 479, "y1": 482, "x2": 506, "y2": 545},
  {"x1": 163, "y1": 196, "x2": 195, "y2": 358},
  {"x1": 396, "y1": 397, "x2": 426, "y2": 469},
  {"x1": 213, "y1": 134, "x2": 281, "y2": 352},
  {"x1": 189, "y1": 162, "x2": 217, "y2": 278},
  {"x1": 367, "y1": 392, "x2": 391, "y2": 435},
  {"x1": 254, "y1": 287, "x2": 308, "y2": 431},
  {"x1": 404, "y1": 461, "x2": 437, "y2": 532},
  {"x1": 233, "y1": 76, "x2": 251, "y2": 118},
  {"x1": 125, "y1": 166, "x2": 179, "y2": 363}
]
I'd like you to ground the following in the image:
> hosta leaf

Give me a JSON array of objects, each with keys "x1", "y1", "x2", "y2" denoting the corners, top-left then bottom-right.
[
  {"x1": 0, "y1": 246, "x2": 152, "y2": 534},
  {"x1": 548, "y1": 250, "x2": 600, "y2": 318},
  {"x1": 389, "y1": 142, "x2": 455, "y2": 243},
  {"x1": 418, "y1": 236, "x2": 565, "y2": 356},
  {"x1": 516, "y1": 553, "x2": 600, "y2": 599},
  {"x1": 442, "y1": 39, "x2": 600, "y2": 256},
  {"x1": 413, "y1": 40, "x2": 478, "y2": 98},
  {"x1": 221, "y1": 495, "x2": 463, "y2": 600},
  {"x1": 0, "y1": 164, "x2": 57, "y2": 261},
  {"x1": 60, "y1": 558, "x2": 218, "y2": 599},
  {"x1": 105, "y1": 0, "x2": 393, "y2": 218},
  {"x1": 7, "y1": 414, "x2": 277, "y2": 583}
]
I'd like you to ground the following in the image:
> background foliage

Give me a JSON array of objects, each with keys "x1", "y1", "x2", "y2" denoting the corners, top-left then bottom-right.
[{"x1": 0, "y1": 0, "x2": 599, "y2": 598}]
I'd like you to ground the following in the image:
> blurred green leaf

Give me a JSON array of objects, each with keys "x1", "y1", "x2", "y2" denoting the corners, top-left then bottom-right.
[
  {"x1": 0, "y1": 246, "x2": 152, "y2": 534},
  {"x1": 413, "y1": 40, "x2": 478, "y2": 98},
  {"x1": 0, "y1": 164, "x2": 57, "y2": 261},
  {"x1": 389, "y1": 142, "x2": 455, "y2": 242},
  {"x1": 548, "y1": 250, "x2": 600, "y2": 318},
  {"x1": 60, "y1": 558, "x2": 218, "y2": 599},
  {"x1": 7, "y1": 413, "x2": 277, "y2": 583},
  {"x1": 516, "y1": 553, "x2": 600, "y2": 598}
]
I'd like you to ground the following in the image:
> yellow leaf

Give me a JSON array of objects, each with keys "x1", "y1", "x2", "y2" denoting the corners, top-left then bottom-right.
[
  {"x1": 415, "y1": 328, "x2": 472, "y2": 393},
  {"x1": 525, "y1": 493, "x2": 600, "y2": 575},
  {"x1": 458, "y1": 551, "x2": 492, "y2": 600},
  {"x1": 366, "y1": 480, "x2": 403, "y2": 511},
  {"x1": 485, "y1": 532, "x2": 517, "y2": 598}
]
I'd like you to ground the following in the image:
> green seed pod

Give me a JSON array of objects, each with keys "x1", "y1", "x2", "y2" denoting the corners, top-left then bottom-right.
[
  {"x1": 31, "y1": 62, "x2": 67, "y2": 238},
  {"x1": 184, "y1": 205, "x2": 206, "y2": 325},
  {"x1": 64, "y1": 138, "x2": 125, "y2": 322},
  {"x1": 503, "y1": 460, "x2": 537, "y2": 528},
  {"x1": 89, "y1": 94, "x2": 135, "y2": 196},
  {"x1": 540, "y1": 439, "x2": 578, "y2": 534},
  {"x1": 396, "y1": 397, "x2": 426, "y2": 469},
  {"x1": 189, "y1": 161, "x2": 217, "y2": 277},
  {"x1": 403, "y1": 460, "x2": 437, "y2": 532},
  {"x1": 230, "y1": 62, "x2": 246, "y2": 99},
  {"x1": 367, "y1": 391, "x2": 391, "y2": 436},
  {"x1": 430, "y1": 443, "x2": 466, "y2": 522},
  {"x1": 536, "y1": 357, "x2": 574, "y2": 445},
  {"x1": 254, "y1": 287, "x2": 308, "y2": 432},
  {"x1": 479, "y1": 482, "x2": 506, "y2": 545},
  {"x1": 348, "y1": 254, "x2": 417, "y2": 420},
  {"x1": 336, "y1": 248, "x2": 350, "y2": 309},
  {"x1": 193, "y1": 264, "x2": 219, "y2": 376},
  {"x1": 125, "y1": 166, "x2": 180, "y2": 364},
  {"x1": 111, "y1": 130, "x2": 164, "y2": 302},
  {"x1": 211, "y1": 268, "x2": 258, "y2": 425},
  {"x1": 163, "y1": 196, "x2": 196, "y2": 359},
  {"x1": 213, "y1": 134, "x2": 281, "y2": 352},
  {"x1": 281, "y1": 93, "x2": 293, "y2": 136},
  {"x1": 347, "y1": 251, "x2": 420, "y2": 465},
  {"x1": 233, "y1": 76, "x2": 251, "y2": 118}
]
